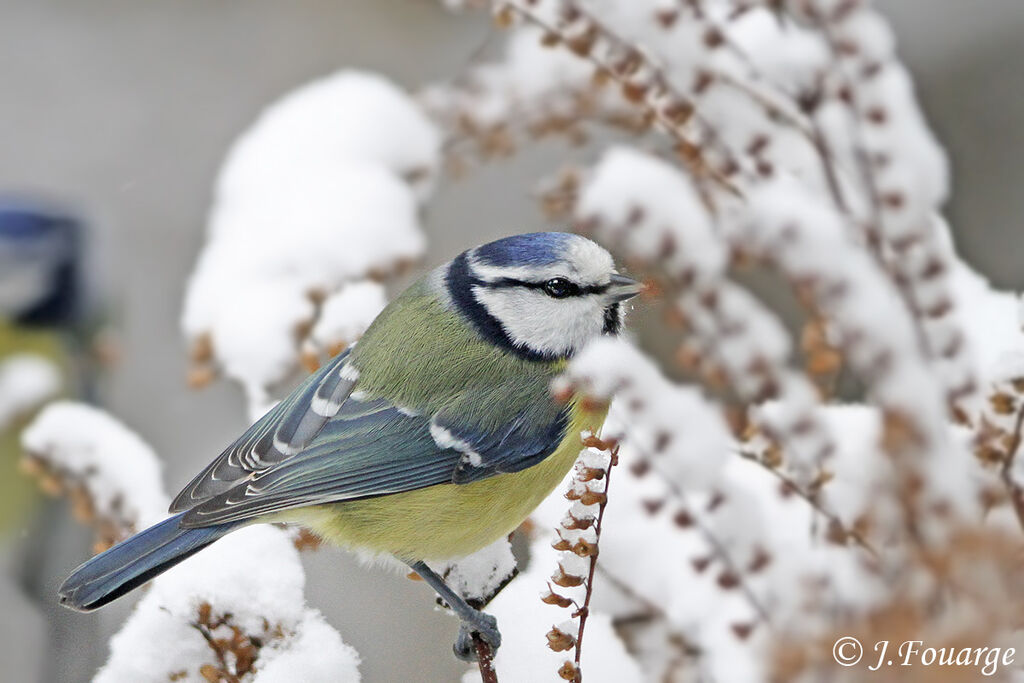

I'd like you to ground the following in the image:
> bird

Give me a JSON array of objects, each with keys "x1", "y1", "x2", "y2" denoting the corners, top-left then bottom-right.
[{"x1": 58, "y1": 231, "x2": 641, "y2": 660}]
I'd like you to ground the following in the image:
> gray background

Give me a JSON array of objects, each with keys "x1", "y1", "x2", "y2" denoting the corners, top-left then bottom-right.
[{"x1": 0, "y1": 1, "x2": 1022, "y2": 681}]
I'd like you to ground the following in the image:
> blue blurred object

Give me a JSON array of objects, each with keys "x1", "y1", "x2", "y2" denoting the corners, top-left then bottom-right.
[
  {"x1": 0, "y1": 198, "x2": 82, "y2": 328},
  {"x1": 0, "y1": 197, "x2": 98, "y2": 683}
]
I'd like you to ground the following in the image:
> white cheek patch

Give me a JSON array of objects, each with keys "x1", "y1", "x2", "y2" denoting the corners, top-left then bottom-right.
[{"x1": 474, "y1": 286, "x2": 605, "y2": 357}]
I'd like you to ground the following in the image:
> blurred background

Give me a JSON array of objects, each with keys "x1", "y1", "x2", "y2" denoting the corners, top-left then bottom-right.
[{"x1": 0, "y1": 1, "x2": 1021, "y2": 681}]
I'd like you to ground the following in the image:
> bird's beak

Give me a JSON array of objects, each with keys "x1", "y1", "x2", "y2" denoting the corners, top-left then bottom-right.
[{"x1": 605, "y1": 273, "x2": 643, "y2": 303}]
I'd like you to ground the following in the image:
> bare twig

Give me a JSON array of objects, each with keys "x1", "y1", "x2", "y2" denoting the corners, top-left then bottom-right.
[
  {"x1": 494, "y1": 0, "x2": 741, "y2": 200},
  {"x1": 473, "y1": 635, "x2": 499, "y2": 683},
  {"x1": 999, "y1": 401, "x2": 1024, "y2": 531},
  {"x1": 572, "y1": 442, "x2": 619, "y2": 678},
  {"x1": 737, "y1": 448, "x2": 879, "y2": 560}
]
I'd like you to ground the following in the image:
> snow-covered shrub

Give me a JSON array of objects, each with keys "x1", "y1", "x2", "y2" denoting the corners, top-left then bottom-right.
[
  {"x1": 17, "y1": 2, "x2": 1024, "y2": 681},
  {"x1": 424, "y1": 1, "x2": 1024, "y2": 680},
  {"x1": 182, "y1": 70, "x2": 441, "y2": 418},
  {"x1": 20, "y1": 402, "x2": 361, "y2": 682}
]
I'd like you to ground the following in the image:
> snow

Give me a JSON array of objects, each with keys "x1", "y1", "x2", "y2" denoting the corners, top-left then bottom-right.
[
  {"x1": 24, "y1": 400, "x2": 361, "y2": 681},
  {"x1": 432, "y1": 536, "x2": 518, "y2": 605},
  {"x1": 465, "y1": 520, "x2": 645, "y2": 683},
  {"x1": 217, "y1": 70, "x2": 441, "y2": 201},
  {"x1": 182, "y1": 69, "x2": 439, "y2": 412},
  {"x1": 577, "y1": 147, "x2": 727, "y2": 284},
  {"x1": 0, "y1": 353, "x2": 60, "y2": 429},
  {"x1": 252, "y1": 612, "x2": 361, "y2": 683},
  {"x1": 41, "y1": 0, "x2": 1024, "y2": 679},
  {"x1": 311, "y1": 281, "x2": 387, "y2": 353},
  {"x1": 423, "y1": 24, "x2": 596, "y2": 130},
  {"x1": 560, "y1": 338, "x2": 732, "y2": 490},
  {"x1": 97, "y1": 525, "x2": 361, "y2": 682},
  {"x1": 950, "y1": 258, "x2": 1024, "y2": 387},
  {"x1": 21, "y1": 401, "x2": 167, "y2": 529}
]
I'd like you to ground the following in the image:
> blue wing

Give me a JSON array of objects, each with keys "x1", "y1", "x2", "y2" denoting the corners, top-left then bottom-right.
[
  {"x1": 170, "y1": 349, "x2": 358, "y2": 512},
  {"x1": 177, "y1": 389, "x2": 571, "y2": 528}
]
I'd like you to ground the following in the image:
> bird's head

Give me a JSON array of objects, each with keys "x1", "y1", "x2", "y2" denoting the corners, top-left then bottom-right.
[{"x1": 445, "y1": 232, "x2": 642, "y2": 361}]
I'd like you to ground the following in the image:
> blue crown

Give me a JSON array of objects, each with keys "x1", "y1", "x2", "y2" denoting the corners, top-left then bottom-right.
[{"x1": 472, "y1": 232, "x2": 575, "y2": 267}]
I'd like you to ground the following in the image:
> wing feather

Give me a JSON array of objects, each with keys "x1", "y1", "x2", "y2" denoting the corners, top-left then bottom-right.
[
  {"x1": 169, "y1": 349, "x2": 357, "y2": 512},
  {"x1": 175, "y1": 366, "x2": 571, "y2": 528}
]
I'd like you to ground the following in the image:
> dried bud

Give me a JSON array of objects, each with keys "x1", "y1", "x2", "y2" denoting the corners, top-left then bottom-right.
[
  {"x1": 566, "y1": 26, "x2": 598, "y2": 57},
  {"x1": 186, "y1": 364, "x2": 216, "y2": 390},
  {"x1": 493, "y1": 5, "x2": 516, "y2": 28},
  {"x1": 703, "y1": 27, "x2": 724, "y2": 48},
  {"x1": 621, "y1": 80, "x2": 649, "y2": 103},
  {"x1": 731, "y1": 622, "x2": 756, "y2": 640},
  {"x1": 190, "y1": 333, "x2": 213, "y2": 364},
  {"x1": 808, "y1": 348, "x2": 842, "y2": 376},
  {"x1": 563, "y1": 513, "x2": 595, "y2": 530},
  {"x1": 673, "y1": 508, "x2": 694, "y2": 528},
  {"x1": 866, "y1": 106, "x2": 887, "y2": 125},
  {"x1": 582, "y1": 434, "x2": 613, "y2": 450},
  {"x1": 552, "y1": 565, "x2": 585, "y2": 588},
  {"x1": 762, "y1": 444, "x2": 783, "y2": 468},
  {"x1": 826, "y1": 518, "x2": 848, "y2": 546},
  {"x1": 552, "y1": 536, "x2": 573, "y2": 552},
  {"x1": 542, "y1": 588, "x2": 574, "y2": 609},
  {"x1": 717, "y1": 570, "x2": 740, "y2": 589},
  {"x1": 654, "y1": 8, "x2": 678, "y2": 27},
  {"x1": 662, "y1": 99, "x2": 693, "y2": 125},
  {"x1": 643, "y1": 498, "x2": 666, "y2": 515},
  {"x1": 558, "y1": 660, "x2": 581, "y2": 681},
  {"x1": 300, "y1": 350, "x2": 321, "y2": 374},
  {"x1": 547, "y1": 626, "x2": 577, "y2": 652},
  {"x1": 990, "y1": 392, "x2": 1016, "y2": 416},
  {"x1": 691, "y1": 555, "x2": 713, "y2": 573},
  {"x1": 748, "y1": 548, "x2": 772, "y2": 573},
  {"x1": 572, "y1": 538, "x2": 598, "y2": 557},
  {"x1": 576, "y1": 466, "x2": 606, "y2": 482},
  {"x1": 630, "y1": 459, "x2": 651, "y2": 478},
  {"x1": 200, "y1": 665, "x2": 222, "y2": 683}
]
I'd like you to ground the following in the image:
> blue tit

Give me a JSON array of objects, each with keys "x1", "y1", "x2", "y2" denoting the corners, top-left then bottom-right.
[{"x1": 59, "y1": 231, "x2": 641, "y2": 660}]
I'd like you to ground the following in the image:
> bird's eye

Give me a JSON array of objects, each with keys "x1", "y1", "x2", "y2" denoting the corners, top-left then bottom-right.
[{"x1": 543, "y1": 277, "x2": 578, "y2": 298}]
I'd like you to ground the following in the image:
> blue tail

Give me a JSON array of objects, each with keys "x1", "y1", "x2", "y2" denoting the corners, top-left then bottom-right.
[{"x1": 59, "y1": 513, "x2": 237, "y2": 612}]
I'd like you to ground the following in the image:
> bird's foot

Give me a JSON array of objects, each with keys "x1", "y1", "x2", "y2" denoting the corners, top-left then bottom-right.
[{"x1": 453, "y1": 609, "x2": 501, "y2": 662}]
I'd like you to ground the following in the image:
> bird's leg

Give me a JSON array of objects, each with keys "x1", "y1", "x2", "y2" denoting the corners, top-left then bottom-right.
[{"x1": 406, "y1": 560, "x2": 501, "y2": 662}]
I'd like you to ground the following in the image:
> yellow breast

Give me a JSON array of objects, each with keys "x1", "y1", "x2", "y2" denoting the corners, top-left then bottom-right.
[{"x1": 286, "y1": 398, "x2": 607, "y2": 561}]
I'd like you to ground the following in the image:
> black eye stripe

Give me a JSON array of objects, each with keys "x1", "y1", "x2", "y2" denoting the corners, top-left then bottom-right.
[{"x1": 485, "y1": 277, "x2": 608, "y2": 296}]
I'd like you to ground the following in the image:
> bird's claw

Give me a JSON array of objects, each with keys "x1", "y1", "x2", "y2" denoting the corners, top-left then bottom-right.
[{"x1": 453, "y1": 610, "x2": 501, "y2": 662}]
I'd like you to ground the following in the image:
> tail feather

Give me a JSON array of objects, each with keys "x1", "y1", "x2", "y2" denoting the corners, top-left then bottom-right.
[{"x1": 59, "y1": 512, "x2": 236, "y2": 612}]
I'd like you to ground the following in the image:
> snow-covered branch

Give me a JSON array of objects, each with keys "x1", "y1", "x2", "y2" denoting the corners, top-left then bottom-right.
[
  {"x1": 182, "y1": 70, "x2": 441, "y2": 417},
  {"x1": 20, "y1": 402, "x2": 361, "y2": 683}
]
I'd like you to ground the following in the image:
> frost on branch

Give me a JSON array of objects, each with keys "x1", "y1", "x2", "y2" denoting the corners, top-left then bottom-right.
[
  {"x1": 20, "y1": 402, "x2": 360, "y2": 682},
  {"x1": 182, "y1": 70, "x2": 441, "y2": 415}
]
